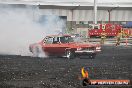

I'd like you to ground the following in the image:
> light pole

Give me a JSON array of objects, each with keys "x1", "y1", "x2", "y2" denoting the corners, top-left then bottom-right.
[
  {"x1": 108, "y1": 7, "x2": 119, "y2": 23},
  {"x1": 94, "y1": 0, "x2": 97, "y2": 24}
]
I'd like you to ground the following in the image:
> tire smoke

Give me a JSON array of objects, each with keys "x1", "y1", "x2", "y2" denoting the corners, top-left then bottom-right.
[{"x1": 0, "y1": 4, "x2": 65, "y2": 56}]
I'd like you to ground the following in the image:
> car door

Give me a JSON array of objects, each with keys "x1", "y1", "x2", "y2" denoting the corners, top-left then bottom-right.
[
  {"x1": 42, "y1": 36, "x2": 64, "y2": 55},
  {"x1": 51, "y1": 36, "x2": 66, "y2": 55},
  {"x1": 54, "y1": 36, "x2": 70, "y2": 54}
]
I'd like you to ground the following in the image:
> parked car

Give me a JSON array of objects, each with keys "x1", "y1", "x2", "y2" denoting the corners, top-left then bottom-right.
[{"x1": 29, "y1": 34, "x2": 101, "y2": 59}]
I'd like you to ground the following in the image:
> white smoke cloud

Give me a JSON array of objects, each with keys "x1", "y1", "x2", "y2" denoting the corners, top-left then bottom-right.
[{"x1": 0, "y1": 4, "x2": 65, "y2": 56}]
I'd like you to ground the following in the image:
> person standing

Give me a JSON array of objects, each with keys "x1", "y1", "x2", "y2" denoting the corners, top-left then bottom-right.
[
  {"x1": 100, "y1": 30, "x2": 106, "y2": 44},
  {"x1": 116, "y1": 31, "x2": 122, "y2": 46}
]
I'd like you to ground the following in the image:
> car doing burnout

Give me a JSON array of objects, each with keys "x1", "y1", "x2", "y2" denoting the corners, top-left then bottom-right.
[{"x1": 29, "y1": 34, "x2": 101, "y2": 59}]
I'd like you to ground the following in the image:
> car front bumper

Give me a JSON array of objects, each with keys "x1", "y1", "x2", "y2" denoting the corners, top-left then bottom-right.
[
  {"x1": 75, "y1": 50, "x2": 96, "y2": 54},
  {"x1": 75, "y1": 50, "x2": 97, "y2": 58}
]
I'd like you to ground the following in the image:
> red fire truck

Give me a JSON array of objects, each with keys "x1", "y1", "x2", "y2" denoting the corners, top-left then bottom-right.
[{"x1": 88, "y1": 23, "x2": 122, "y2": 37}]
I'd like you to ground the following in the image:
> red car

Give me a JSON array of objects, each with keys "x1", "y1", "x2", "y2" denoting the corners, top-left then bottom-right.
[{"x1": 29, "y1": 34, "x2": 101, "y2": 59}]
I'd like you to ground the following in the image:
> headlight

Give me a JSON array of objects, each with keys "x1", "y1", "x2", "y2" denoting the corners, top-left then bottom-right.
[{"x1": 77, "y1": 47, "x2": 82, "y2": 51}]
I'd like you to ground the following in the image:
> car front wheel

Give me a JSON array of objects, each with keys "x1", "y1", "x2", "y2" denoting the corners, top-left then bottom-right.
[
  {"x1": 89, "y1": 53, "x2": 96, "y2": 59},
  {"x1": 65, "y1": 50, "x2": 74, "y2": 59}
]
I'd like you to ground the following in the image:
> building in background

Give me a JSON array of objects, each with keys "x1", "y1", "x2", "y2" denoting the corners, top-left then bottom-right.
[{"x1": 0, "y1": 0, "x2": 132, "y2": 35}]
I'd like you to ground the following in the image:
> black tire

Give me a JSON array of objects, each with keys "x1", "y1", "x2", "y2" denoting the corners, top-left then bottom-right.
[
  {"x1": 65, "y1": 50, "x2": 74, "y2": 59},
  {"x1": 89, "y1": 53, "x2": 96, "y2": 59}
]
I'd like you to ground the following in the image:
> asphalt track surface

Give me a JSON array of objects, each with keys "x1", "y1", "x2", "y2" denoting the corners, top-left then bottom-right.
[{"x1": 0, "y1": 45, "x2": 132, "y2": 88}]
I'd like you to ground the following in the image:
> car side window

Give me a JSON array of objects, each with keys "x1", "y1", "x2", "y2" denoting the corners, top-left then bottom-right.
[
  {"x1": 53, "y1": 37, "x2": 59, "y2": 44},
  {"x1": 45, "y1": 37, "x2": 53, "y2": 44},
  {"x1": 60, "y1": 36, "x2": 74, "y2": 43},
  {"x1": 43, "y1": 37, "x2": 48, "y2": 43}
]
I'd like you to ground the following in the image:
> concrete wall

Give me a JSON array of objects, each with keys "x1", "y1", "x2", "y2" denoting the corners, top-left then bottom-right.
[{"x1": 40, "y1": 9, "x2": 132, "y2": 21}]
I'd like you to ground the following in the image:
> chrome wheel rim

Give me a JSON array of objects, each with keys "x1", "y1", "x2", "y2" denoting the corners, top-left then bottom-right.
[{"x1": 66, "y1": 50, "x2": 71, "y2": 58}]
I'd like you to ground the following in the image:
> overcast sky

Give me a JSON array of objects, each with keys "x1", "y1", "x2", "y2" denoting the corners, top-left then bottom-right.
[{"x1": 0, "y1": 0, "x2": 132, "y2": 3}]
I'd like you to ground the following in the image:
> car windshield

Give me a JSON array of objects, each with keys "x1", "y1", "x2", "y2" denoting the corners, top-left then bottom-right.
[{"x1": 60, "y1": 36, "x2": 74, "y2": 43}]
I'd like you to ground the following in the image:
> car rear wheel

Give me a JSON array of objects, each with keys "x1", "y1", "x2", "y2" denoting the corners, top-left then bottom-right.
[
  {"x1": 32, "y1": 45, "x2": 44, "y2": 57},
  {"x1": 32, "y1": 46, "x2": 40, "y2": 57},
  {"x1": 65, "y1": 50, "x2": 74, "y2": 59}
]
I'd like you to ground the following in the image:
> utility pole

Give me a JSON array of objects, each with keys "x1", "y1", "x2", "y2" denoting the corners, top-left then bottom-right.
[
  {"x1": 94, "y1": 0, "x2": 97, "y2": 24},
  {"x1": 108, "y1": 7, "x2": 119, "y2": 23}
]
